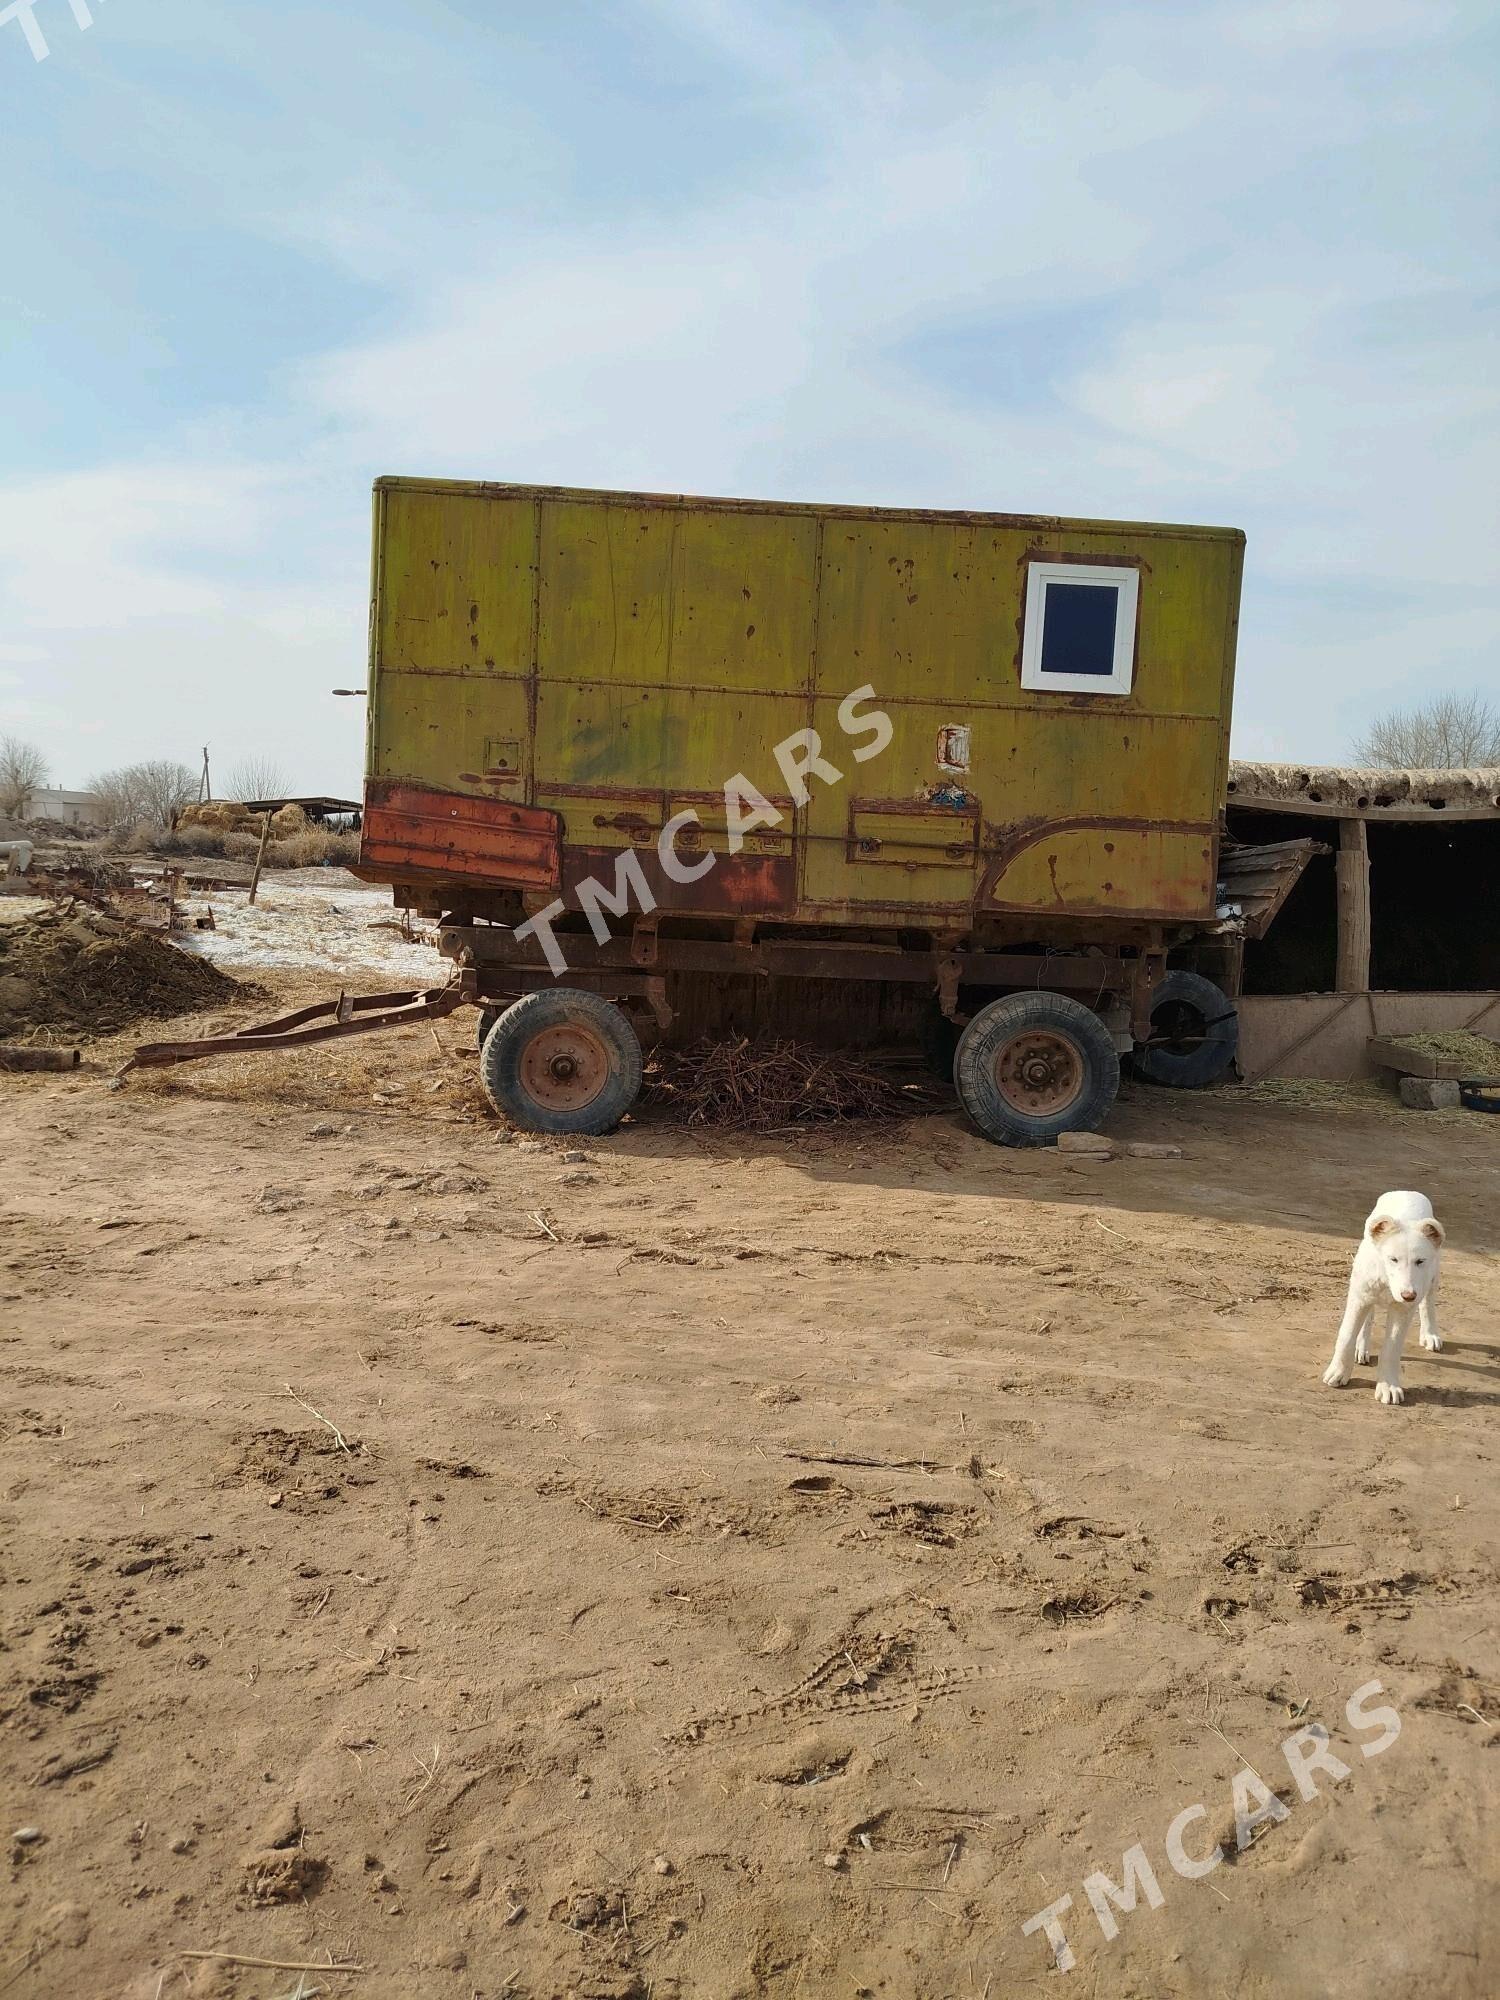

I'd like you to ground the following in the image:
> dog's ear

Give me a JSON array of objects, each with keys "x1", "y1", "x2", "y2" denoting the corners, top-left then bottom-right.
[
  {"x1": 1421, "y1": 1219, "x2": 1445, "y2": 1247},
  {"x1": 1368, "y1": 1215, "x2": 1400, "y2": 1239}
]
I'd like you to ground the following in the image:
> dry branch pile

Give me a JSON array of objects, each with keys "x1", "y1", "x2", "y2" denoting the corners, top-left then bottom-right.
[
  {"x1": 0, "y1": 904, "x2": 251, "y2": 1035},
  {"x1": 646, "y1": 1035, "x2": 944, "y2": 1130}
]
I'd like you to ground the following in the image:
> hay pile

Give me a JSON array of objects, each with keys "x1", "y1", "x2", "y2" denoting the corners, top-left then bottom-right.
[
  {"x1": 647, "y1": 1035, "x2": 944, "y2": 1130},
  {"x1": 0, "y1": 904, "x2": 249, "y2": 1036},
  {"x1": 1389, "y1": 1029, "x2": 1500, "y2": 1073},
  {"x1": 179, "y1": 800, "x2": 309, "y2": 836}
]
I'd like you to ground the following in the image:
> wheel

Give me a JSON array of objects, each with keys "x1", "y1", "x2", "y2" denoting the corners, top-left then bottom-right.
[
  {"x1": 476, "y1": 1006, "x2": 501, "y2": 1051},
  {"x1": 954, "y1": 991, "x2": 1120, "y2": 1147},
  {"x1": 478, "y1": 989, "x2": 643, "y2": 1135},
  {"x1": 1130, "y1": 970, "x2": 1238, "y2": 1090}
]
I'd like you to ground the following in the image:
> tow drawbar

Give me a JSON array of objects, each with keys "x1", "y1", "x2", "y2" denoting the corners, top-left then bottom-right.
[{"x1": 116, "y1": 977, "x2": 474, "y2": 1077}]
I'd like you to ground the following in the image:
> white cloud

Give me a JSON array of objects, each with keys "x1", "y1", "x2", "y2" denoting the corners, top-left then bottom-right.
[
  {"x1": 0, "y1": 465, "x2": 274, "y2": 630},
  {"x1": 1225, "y1": 0, "x2": 1458, "y2": 49}
]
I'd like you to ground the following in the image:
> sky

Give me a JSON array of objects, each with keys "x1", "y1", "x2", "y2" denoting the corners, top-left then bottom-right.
[{"x1": 1, "y1": 0, "x2": 1496, "y2": 793}]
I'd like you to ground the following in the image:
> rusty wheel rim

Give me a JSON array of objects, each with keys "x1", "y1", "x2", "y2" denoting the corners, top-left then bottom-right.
[
  {"x1": 993, "y1": 1029, "x2": 1084, "y2": 1117},
  {"x1": 519, "y1": 1022, "x2": 612, "y2": 1113}
]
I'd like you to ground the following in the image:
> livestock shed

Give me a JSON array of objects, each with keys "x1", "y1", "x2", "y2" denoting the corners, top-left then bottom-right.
[{"x1": 1219, "y1": 762, "x2": 1500, "y2": 1080}]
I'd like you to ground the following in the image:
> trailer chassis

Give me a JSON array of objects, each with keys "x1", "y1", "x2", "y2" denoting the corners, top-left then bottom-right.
[{"x1": 439, "y1": 921, "x2": 1168, "y2": 1043}]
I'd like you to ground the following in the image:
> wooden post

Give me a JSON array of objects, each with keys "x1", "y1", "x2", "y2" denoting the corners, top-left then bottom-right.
[
  {"x1": 248, "y1": 811, "x2": 272, "y2": 907},
  {"x1": 1336, "y1": 816, "x2": 1371, "y2": 993}
]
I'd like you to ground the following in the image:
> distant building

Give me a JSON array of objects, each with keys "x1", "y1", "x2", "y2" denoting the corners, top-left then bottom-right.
[{"x1": 22, "y1": 786, "x2": 102, "y2": 826}]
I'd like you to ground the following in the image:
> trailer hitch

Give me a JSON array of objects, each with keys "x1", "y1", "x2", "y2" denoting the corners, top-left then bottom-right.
[{"x1": 116, "y1": 975, "x2": 475, "y2": 1077}]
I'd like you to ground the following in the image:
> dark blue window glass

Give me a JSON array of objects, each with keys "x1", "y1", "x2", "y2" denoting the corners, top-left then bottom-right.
[{"x1": 1040, "y1": 582, "x2": 1119, "y2": 677}]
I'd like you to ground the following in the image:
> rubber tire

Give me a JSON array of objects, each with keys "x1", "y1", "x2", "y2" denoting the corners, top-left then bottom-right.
[
  {"x1": 479, "y1": 989, "x2": 643, "y2": 1135},
  {"x1": 476, "y1": 1006, "x2": 501, "y2": 1051},
  {"x1": 954, "y1": 990, "x2": 1120, "y2": 1147},
  {"x1": 1131, "y1": 970, "x2": 1238, "y2": 1091}
]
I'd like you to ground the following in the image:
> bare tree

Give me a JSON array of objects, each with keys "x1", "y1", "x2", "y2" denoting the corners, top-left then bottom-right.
[
  {"x1": 87, "y1": 759, "x2": 198, "y2": 832},
  {"x1": 87, "y1": 767, "x2": 142, "y2": 834},
  {"x1": 1353, "y1": 693, "x2": 1500, "y2": 769},
  {"x1": 131, "y1": 759, "x2": 198, "y2": 827},
  {"x1": 0, "y1": 734, "x2": 48, "y2": 818},
  {"x1": 225, "y1": 755, "x2": 291, "y2": 803}
]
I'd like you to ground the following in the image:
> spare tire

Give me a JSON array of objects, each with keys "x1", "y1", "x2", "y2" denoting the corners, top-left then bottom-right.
[
  {"x1": 954, "y1": 990, "x2": 1120, "y2": 1147},
  {"x1": 479, "y1": 988, "x2": 642, "y2": 1135},
  {"x1": 1131, "y1": 970, "x2": 1238, "y2": 1090}
]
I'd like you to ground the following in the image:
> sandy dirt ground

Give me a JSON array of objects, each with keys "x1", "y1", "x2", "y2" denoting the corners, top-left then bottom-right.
[{"x1": 3, "y1": 964, "x2": 1498, "y2": 2000}]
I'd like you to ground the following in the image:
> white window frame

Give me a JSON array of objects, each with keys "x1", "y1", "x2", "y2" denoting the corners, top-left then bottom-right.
[{"x1": 1020, "y1": 561, "x2": 1139, "y2": 696}]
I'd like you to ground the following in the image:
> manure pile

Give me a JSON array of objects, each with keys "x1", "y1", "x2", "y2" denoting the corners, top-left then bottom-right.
[{"x1": 0, "y1": 904, "x2": 249, "y2": 1035}]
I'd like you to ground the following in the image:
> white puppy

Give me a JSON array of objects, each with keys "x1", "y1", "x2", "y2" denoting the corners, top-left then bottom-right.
[{"x1": 1322, "y1": 1191, "x2": 1444, "y2": 1406}]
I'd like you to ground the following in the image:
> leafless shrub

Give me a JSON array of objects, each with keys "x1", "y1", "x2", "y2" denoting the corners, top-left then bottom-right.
[
  {"x1": 114, "y1": 819, "x2": 165, "y2": 854},
  {"x1": 276, "y1": 829, "x2": 333, "y2": 867},
  {"x1": 258, "y1": 829, "x2": 359, "y2": 869},
  {"x1": 176, "y1": 825, "x2": 232, "y2": 855}
]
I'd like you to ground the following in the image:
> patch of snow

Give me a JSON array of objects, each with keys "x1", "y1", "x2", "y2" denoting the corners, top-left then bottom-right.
[{"x1": 176, "y1": 877, "x2": 445, "y2": 983}]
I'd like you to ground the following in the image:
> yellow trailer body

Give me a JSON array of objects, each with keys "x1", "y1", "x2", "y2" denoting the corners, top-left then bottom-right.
[{"x1": 361, "y1": 479, "x2": 1243, "y2": 934}]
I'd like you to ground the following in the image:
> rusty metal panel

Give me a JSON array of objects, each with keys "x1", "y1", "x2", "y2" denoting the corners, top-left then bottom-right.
[
  {"x1": 560, "y1": 845, "x2": 798, "y2": 916},
  {"x1": 551, "y1": 791, "x2": 664, "y2": 845},
  {"x1": 361, "y1": 779, "x2": 559, "y2": 891},
  {"x1": 845, "y1": 800, "x2": 980, "y2": 905},
  {"x1": 984, "y1": 825, "x2": 1215, "y2": 918},
  {"x1": 666, "y1": 790, "x2": 794, "y2": 859}
]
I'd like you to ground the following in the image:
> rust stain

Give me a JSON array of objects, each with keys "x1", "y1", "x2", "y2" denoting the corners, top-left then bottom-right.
[{"x1": 560, "y1": 846, "x2": 796, "y2": 916}]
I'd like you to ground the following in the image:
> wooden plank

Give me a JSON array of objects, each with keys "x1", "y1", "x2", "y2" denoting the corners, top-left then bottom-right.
[{"x1": 1218, "y1": 834, "x2": 1327, "y2": 941}]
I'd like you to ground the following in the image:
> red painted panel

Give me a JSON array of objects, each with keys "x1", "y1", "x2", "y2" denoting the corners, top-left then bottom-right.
[{"x1": 362, "y1": 780, "x2": 560, "y2": 892}]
